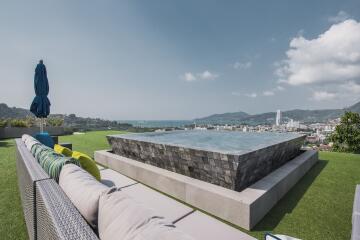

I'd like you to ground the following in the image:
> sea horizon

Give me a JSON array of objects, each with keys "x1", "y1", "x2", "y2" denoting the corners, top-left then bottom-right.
[{"x1": 117, "y1": 120, "x2": 194, "y2": 128}]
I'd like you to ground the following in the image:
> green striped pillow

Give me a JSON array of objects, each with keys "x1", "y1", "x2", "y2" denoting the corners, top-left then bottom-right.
[
  {"x1": 48, "y1": 157, "x2": 80, "y2": 182},
  {"x1": 32, "y1": 144, "x2": 54, "y2": 162},
  {"x1": 39, "y1": 151, "x2": 64, "y2": 173},
  {"x1": 30, "y1": 143, "x2": 40, "y2": 156},
  {"x1": 31, "y1": 143, "x2": 80, "y2": 182}
]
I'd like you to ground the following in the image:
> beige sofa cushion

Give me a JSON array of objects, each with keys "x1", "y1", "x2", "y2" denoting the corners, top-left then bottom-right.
[
  {"x1": 59, "y1": 164, "x2": 112, "y2": 229},
  {"x1": 98, "y1": 190, "x2": 195, "y2": 240},
  {"x1": 22, "y1": 134, "x2": 40, "y2": 151}
]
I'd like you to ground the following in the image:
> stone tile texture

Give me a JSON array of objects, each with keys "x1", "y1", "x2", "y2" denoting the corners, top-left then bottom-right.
[{"x1": 107, "y1": 134, "x2": 306, "y2": 191}]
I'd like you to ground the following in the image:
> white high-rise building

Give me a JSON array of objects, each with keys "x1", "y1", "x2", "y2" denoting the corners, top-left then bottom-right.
[
  {"x1": 276, "y1": 109, "x2": 281, "y2": 126},
  {"x1": 286, "y1": 119, "x2": 300, "y2": 129}
]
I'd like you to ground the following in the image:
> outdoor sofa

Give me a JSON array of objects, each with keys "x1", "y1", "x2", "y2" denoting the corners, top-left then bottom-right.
[
  {"x1": 15, "y1": 136, "x2": 194, "y2": 240},
  {"x1": 16, "y1": 138, "x2": 98, "y2": 240}
]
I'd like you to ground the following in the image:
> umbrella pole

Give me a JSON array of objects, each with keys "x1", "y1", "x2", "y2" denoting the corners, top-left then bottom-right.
[{"x1": 40, "y1": 118, "x2": 43, "y2": 133}]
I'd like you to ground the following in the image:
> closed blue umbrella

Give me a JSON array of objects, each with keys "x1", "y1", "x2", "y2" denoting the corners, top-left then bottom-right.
[{"x1": 30, "y1": 60, "x2": 51, "y2": 132}]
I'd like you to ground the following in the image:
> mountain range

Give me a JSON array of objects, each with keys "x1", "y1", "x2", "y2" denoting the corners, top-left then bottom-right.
[
  {"x1": 2, "y1": 101, "x2": 360, "y2": 127},
  {"x1": 195, "y1": 101, "x2": 360, "y2": 125},
  {"x1": 0, "y1": 103, "x2": 134, "y2": 131}
]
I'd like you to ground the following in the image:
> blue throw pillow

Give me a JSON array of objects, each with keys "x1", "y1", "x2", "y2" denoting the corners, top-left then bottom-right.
[{"x1": 35, "y1": 132, "x2": 55, "y2": 148}]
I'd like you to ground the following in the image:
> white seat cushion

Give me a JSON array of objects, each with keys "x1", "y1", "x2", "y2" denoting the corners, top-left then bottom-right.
[
  {"x1": 98, "y1": 190, "x2": 195, "y2": 240},
  {"x1": 175, "y1": 211, "x2": 256, "y2": 240},
  {"x1": 100, "y1": 168, "x2": 137, "y2": 188},
  {"x1": 59, "y1": 164, "x2": 112, "y2": 229},
  {"x1": 121, "y1": 183, "x2": 193, "y2": 223},
  {"x1": 22, "y1": 134, "x2": 40, "y2": 151}
]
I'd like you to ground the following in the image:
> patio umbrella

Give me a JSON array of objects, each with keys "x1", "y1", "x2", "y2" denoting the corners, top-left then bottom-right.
[{"x1": 30, "y1": 60, "x2": 51, "y2": 133}]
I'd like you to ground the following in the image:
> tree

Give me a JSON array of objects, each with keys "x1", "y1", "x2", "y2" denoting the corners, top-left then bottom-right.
[{"x1": 330, "y1": 112, "x2": 360, "y2": 153}]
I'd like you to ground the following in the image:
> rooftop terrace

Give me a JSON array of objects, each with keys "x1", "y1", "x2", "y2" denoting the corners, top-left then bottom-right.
[{"x1": 1, "y1": 130, "x2": 359, "y2": 239}]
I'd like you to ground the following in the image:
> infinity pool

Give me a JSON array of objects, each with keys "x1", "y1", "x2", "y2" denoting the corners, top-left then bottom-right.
[
  {"x1": 111, "y1": 130, "x2": 302, "y2": 154},
  {"x1": 108, "y1": 130, "x2": 306, "y2": 191}
]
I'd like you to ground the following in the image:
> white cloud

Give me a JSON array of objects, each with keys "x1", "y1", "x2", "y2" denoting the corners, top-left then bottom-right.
[
  {"x1": 276, "y1": 19, "x2": 360, "y2": 87},
  {"x1": 231, "y1": 92, "x2": 257, "y2": 98},
  {"x1": 182, "y1": 72, "x2": 197, "y2": 82},
  {"x1": 263, "y1": 90, "x2": 275, "y2": 96},
  {"x1": 261, "y1": 85, "x2": 285, "y2": 97},
  {"x1": 297, "y1": 29, "x2": 305, "y2": 37},
  {"x1": 276, "y1": 86, "x2": 285, "y2": 91},
  {"x1": 341, "y1": 81, "x2": 360, "y2": 94},
  {"x1": 311, "y1": 91, "x2": 337, "y2": 101},
  {"x1": 328, "y1": 11, "x2": 351, "y2": 23},
  {"x1": 245, "y1": 93, "x2": 257, "y2": 98},
  {"x1": 198, "y1": 70, "x2": 218, "y2": 80},
  {"x1": 182, "y1": 70, "x2": 218, "y2": 82},
  {"x1": 231, "y1": 92, "x2": 241, "y2": 96},
  {"x1": 233, "y1": 85, "x2": 285, "y2": 98},
  {"x1": 233, "y1": 61, "x2": 252, "y2": 69}
]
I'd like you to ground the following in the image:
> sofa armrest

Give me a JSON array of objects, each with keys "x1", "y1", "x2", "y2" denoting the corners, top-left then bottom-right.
[
  {"x1": 15, "y1": 139, "x2": 50, "y2": 240},
  {"x1": 36, "y1": 179, "x2": 99, "y2": 240}
]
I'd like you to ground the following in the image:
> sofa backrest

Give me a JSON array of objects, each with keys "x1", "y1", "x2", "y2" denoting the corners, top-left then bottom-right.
[{"x1": 15, "y1": 139, "x2": 99, "y2": 240}]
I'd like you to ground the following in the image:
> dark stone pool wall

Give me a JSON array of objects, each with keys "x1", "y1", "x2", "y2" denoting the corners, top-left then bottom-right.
[{"x1": 107, "y1": 134, "x2": 306, "y2": 191}]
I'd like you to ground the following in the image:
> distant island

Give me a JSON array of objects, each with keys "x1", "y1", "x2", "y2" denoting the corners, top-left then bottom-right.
[{"x1": 195, "y1": 101, "x2": 360, "y2": 125}]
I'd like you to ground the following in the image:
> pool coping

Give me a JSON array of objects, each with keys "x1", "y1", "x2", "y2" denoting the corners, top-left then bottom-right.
[{"x1": 94, "y1": 149, "x2": 318, "y2": 230}]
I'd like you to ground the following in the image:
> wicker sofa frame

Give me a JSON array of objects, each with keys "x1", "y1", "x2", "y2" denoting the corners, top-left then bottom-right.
[
  {"x1": 353, "y1": 185, "x2": 360, "y2": 240},
  {"x1": 15, "y1": 139, "x2": 99, "y2": 240}
]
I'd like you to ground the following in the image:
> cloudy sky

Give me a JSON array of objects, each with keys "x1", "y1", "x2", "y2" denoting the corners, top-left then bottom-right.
[{"x1": 0, "y1": 1, "x2": 360, "y2": 120}]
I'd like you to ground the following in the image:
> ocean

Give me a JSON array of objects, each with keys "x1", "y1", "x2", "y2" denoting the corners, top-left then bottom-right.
[{"x1": 117, "y1": 120, "x2": 194, "y2": 128}]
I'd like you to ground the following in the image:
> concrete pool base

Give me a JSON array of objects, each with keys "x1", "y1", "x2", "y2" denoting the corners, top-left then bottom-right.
[{"x1": 95, "y1": 149, "x2": 318, "y2": 230}]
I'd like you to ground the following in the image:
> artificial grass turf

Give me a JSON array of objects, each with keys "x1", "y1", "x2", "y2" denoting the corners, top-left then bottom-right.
[
  {"x1": 248, "y1": 151, "x2": 360, "y2": 239},
  {"x1": 58, "y1": 130, "x2": 127, "y2": 158},
  {"x1": 0, "y1": 131, "x2": 359, "y2": 239},
  {"x1": 0, "y1": 139, "x2": 27, "y2": 240}
]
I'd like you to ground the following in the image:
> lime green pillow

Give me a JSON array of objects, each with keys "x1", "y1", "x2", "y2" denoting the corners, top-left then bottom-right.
[
  {"x1": 72, "y1": 151, "x2": 101, "y2": 181},
  {"x1": 54, "y1": 144, "x2": 73, "y2": 157}
]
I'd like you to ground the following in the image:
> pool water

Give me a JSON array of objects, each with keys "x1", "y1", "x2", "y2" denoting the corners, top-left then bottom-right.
[{"x1": 111, "y1": 130, "x2": 302, "y2": 154}]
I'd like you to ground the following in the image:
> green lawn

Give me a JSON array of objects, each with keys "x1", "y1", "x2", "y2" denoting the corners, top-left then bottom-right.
[
  {"x1": 0, "y1": 130, "x2": 359, "y2": 239},
  {"x1": 58, "y1": 130, "x2": 127, "y2": 158}
]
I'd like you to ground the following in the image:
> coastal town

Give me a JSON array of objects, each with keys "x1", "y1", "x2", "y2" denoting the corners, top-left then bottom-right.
[{"x1": 155, "y1": 110, "x2": 340, "y2": 151}]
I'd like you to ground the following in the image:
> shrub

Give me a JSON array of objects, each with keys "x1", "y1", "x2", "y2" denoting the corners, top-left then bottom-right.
[
  {"x1": 25, "y1": 116, "x2": 36, "y2": 127},
  {"x1": 10, "y1": 119, "x2": 28, "y2": 128},
  {"x1": 330, "y1": 111, "x2": 360, "y2": 153},
  {"x1": 47, "y1": 118, "x2": 64, "y2": 127},
  {"x1": 0, "y1": 119, "x2": 7, "y2": 128}
]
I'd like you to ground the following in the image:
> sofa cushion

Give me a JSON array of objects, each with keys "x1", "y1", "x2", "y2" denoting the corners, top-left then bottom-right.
[
  {"x1": 32, "y1": 144, "x2": 53, "y2": 160},
  {"x1": 38, "y1": 151, "x2": 64, "y2": 173},
  {"x1": 30, "y1": 143, "x2": 80, "y2": 181},
  {"x1": 98, "y1": 190, "x2": 194, "y2": 240},
  {"x1": 59, "y1": 164, "x2": 111, "y2": 229},
  {"x1": 35, "y1": 132, "x2": 55, "y2": 148},
  {"x1": 21, "y1": 134, "x2": 30, "y2": 142},
  {"x1": 26, "y1": 139, "x2": 41, "y2": 151},
  {"x1": 54, "y1": 144, "x2": 73, "y2": 157},
  {"x1": 72, "y1": 151, "x2": 101, "y2": 181},
  {"x1": 22, "y1": 134, "x2": 41, "y2": 151},
  {"x1": 48, "y1": 156, "x2": 80, "y2": 182}
]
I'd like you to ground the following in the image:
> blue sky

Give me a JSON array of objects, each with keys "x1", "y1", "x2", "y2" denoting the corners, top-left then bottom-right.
[{"x1": 0, "y1": 0, "x2": 360, "y2": 120}]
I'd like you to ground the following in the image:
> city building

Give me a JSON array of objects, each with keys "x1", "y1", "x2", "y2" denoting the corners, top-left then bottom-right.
[{"x1": 276, "y1": 109, "x2": 281, "y2": 126}]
